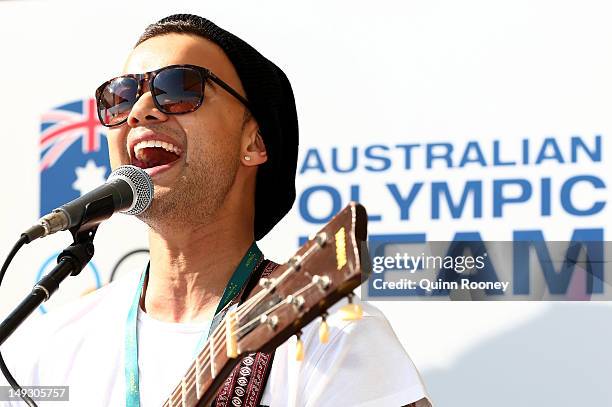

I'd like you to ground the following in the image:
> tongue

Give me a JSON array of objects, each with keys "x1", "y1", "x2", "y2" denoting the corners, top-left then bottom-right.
[{"x1": 136, "y1": 147, "x2": 180, "y2": 169}]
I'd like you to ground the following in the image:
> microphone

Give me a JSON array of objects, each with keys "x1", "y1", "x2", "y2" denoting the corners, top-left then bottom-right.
[{"x1": 22, "y1": 165, "x2": 154, "y2": 242}]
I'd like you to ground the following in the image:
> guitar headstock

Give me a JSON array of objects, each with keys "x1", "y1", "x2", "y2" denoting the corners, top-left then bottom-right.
[{"x1": 232, "y1": 202, "x2": 369, "y2": 355}]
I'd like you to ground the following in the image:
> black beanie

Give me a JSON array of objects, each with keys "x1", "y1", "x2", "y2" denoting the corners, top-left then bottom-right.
[{"x1": 145, "y1": 14, "x2": 299, "y2": 240}]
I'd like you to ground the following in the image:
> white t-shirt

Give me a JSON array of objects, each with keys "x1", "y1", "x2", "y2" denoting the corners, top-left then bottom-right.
[{"x1": 0, "y1": 271, "x2": 429, "y2": 407}]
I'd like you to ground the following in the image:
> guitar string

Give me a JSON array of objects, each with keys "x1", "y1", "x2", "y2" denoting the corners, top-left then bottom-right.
[
  {"x1": 171, "y1": 272, "x2": 334, "y2": 405},
  {"x1": 167, "y1": 283, "x2": 316, "y2": 404},
  {"x1": 163, "y1": 286, "x2": 271, "y2": 404},
  {"x1": 168, "y1": 279, "x2": 320, "y2": 405},
  {"x1": 165, "y1": 241, "x2": 326, "y2": 404},
  {"x1": 167, "y1": 225, "x2": 362, "y2": 406},
  {"x1": 192, "y1": 239, "x2": 321, "y2": 356},
  {"x1": 171, "y1": 239, "x2": 322, "y2": 386},
  {"x1": 172, "y1": 283, "x2": 316, "y2": 401},
  {"x1": 163, "y1": 283, "x2": 283, "y2": 405},
  {"x1": 162, "y1": 284, "x2": 272, "y2": 406},
  {"x1": 164, "y1": 291, "x2": 266, "y2": 406},
  {"x1": 183, "y1": 277, "x2": 319, "y2": 394},
  {"x1": 186, "y1": 266, "x2": 318, "y2": 381}
]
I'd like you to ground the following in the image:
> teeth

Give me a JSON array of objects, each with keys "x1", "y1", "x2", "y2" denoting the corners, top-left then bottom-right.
[{"x1": 132, "y1": 139, "x2": 182, "y2": 161}]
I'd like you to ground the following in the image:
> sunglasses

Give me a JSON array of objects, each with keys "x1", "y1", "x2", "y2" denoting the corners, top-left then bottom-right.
[{"x1": 95, "y1": 64, "x2": 250, "y2": 127}]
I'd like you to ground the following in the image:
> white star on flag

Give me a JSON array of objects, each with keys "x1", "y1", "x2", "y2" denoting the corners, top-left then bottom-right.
[{"x1": 72, "y1": 159, "x2": 108, "y2": 197}]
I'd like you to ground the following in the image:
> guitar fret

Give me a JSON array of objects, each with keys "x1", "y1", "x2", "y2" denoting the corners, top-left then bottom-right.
[
  {"x1": 209, "y1": 337, "x2": 217, "y2": 378},
  {"x1": 195, "y1": 352, "x2": 201, "y2": 399},
  {"x1": 170, "y1": 380, "x2": 183, "y2": 407}
]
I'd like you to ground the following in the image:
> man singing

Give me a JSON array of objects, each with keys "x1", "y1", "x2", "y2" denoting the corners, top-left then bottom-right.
[{"x1": 2, "y1": 14, "x2": 430, "y2": 407}]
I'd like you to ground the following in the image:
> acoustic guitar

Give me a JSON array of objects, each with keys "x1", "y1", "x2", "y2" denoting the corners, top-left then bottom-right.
[{"x1": 162, "y1": 202, "x2": 369, "y2": 406}]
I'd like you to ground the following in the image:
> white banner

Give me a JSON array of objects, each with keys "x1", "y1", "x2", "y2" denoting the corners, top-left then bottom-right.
[{"x1": 0, "y1": 1, "x2": 611, "y2": 405}]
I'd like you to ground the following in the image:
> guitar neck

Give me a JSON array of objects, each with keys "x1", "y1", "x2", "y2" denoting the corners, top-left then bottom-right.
[{"x1": 161, "y1": 334, "x2": 239, "y2": 406}]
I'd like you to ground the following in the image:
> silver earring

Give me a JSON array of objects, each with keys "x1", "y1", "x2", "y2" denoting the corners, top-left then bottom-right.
[{"x1": 244, "y1": 155, "x2": 252, "y2": 161}]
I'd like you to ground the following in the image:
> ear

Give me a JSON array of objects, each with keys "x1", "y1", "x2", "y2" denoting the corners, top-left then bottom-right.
[{"x1": 241, "y1": 124, "x2": 268, "y2": 167}]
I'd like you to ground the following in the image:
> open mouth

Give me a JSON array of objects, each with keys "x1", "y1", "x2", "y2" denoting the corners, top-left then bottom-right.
[{"x1": 131, "y1": 140, "x2": 182, "y2": 170}]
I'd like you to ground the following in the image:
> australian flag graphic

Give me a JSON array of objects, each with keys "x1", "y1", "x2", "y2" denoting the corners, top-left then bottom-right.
[{"x1": 40, "y1": 99, "x2": 110, "y2": 216}]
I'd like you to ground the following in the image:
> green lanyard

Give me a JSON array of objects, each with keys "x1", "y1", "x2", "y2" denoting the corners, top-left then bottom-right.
[{"x1": 125, "y1": 243, "x2": 263, "y2": 407}]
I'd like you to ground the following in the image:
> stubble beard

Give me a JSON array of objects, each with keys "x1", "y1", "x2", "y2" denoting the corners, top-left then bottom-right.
[{"x1": 136, "y1": 152, "x2": 240, "y2": 233}]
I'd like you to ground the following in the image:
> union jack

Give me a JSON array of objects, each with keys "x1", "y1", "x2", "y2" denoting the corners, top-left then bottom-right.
[
  {"x1": 39, "y1": 98, "x2": 110, "y2": 217},
  {"x1": 39, "y1": 99, "x2": 105, "y2": 171}
]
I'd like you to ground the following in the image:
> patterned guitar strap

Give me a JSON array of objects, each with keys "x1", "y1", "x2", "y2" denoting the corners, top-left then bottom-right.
[{"x1": 212, "y1": 259, "x2": 280, "y2": 407}]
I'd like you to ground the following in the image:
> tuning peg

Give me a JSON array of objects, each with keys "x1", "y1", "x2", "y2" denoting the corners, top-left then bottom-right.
[
  {"x1": 319, "y1": 313, "x2": 329, "y2": 344},
  {"x1": 339, "y1": 293, "x2": 363, "y2": 321},
  {"x1": 295, "y1": 331, "x2": 304, "y2": 362}
]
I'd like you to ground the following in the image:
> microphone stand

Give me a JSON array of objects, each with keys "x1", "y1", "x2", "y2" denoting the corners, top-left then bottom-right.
[
  {"x1": 0, "y1": 226, "x2": 98, "y2": 346},
  {"x1": 0, "y1": 196, "x2": 113, "y2": 345},
  {"x1": 0, "y1": 194, "x2": 116, "y2": 407},
  {"x1": 0, "y1": 193, "x2": 116, "y2": 346}
]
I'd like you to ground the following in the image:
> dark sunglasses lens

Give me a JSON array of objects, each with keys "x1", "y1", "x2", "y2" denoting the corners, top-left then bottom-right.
[
  {"x1": 98, "y1": 77, "x2": 139, "y2": 126},
  {"x1": 153, "y1": 67, "x2": 203, "y2": 113}
]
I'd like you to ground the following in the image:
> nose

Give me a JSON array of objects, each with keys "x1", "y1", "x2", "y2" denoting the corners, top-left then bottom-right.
[{"x1": 126, "y1": 91, "x2": 169, "y2": 127}]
